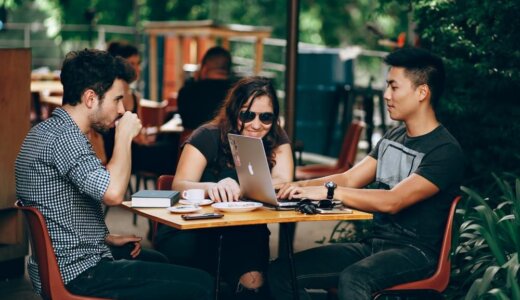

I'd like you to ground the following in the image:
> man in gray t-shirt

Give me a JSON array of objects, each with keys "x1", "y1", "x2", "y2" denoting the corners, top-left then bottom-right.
[{"x1": 272, "y1": 48, "x2": 464, "y2": 300}]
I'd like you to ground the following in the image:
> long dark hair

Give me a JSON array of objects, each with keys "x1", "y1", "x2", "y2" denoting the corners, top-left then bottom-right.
[{"x1": 211, "y1": 76, "x2": 285, "y2": 170}]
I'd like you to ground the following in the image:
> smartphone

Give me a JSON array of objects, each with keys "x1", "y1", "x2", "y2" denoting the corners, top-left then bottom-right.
[
  {"x1": 181, "y1": 213, "x2": 224, "y2": 220},
  {"x1": 316, "y1": 207, "x2": 353, "y2": 214}
]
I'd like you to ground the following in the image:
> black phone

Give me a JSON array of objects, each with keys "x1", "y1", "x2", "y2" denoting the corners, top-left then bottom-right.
[{"x1": 181, "y1": 213, "x2": 224, "y2": 220}]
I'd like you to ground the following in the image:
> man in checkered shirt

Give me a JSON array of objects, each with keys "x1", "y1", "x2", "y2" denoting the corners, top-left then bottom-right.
[{"x1": 16, "y1": 49, "x2": 214, "y2": 299}]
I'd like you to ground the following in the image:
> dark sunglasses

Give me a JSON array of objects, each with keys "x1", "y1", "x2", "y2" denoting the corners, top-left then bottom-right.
[
  {"x1": 296, "y1": 199, "x2": 336, "y2": 214},
  {"x1": 239, "y1": 111, "x2": 275, "y2": 125}
]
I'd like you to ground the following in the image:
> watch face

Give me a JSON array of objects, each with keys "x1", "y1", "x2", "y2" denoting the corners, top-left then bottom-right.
[{"x1": 325, "y1": 181, "x2": 337, "y2": 189}]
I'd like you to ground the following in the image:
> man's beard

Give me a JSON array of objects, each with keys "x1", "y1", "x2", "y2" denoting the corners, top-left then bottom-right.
[{"x1": 91, "y1": 121, "x2": 110, "y2": 134}]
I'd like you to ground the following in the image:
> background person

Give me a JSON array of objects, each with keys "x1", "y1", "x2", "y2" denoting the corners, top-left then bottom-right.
[
  {"x1": 106, "y1": 40, "x2": 177, "y2": 191},
  {"x1": 270, "y1": 48, "x2": 465, "y2": 300},
  {"x1": 155, "y1": 76, "x2": 294, "y2": 299},
  {"x1": 103, "y1": 41, "x2": 142, "y2": 160},
  {"x1": 15, "y1": 49, "x2": 213, "y2": 300},
  {"x1": 177, "y1": 46, "x2": 234, "y2": 130}
]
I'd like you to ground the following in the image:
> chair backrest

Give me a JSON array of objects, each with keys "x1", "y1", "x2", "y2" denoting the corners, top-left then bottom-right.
[
  {"x1": 385, "y1": 196, "x2": 462, "y2": 293},
  {"x1": 15, "y1": 201, "x2": 109, "y2": 300},
  {"x1": 152, "y1": 175, "x2": 175, "y2": 244},
  {"x1": 139, "y1": 100, "x2": 167, "y2": 129},
  {"x1": 336, "y1": 121, "x2": 365, "y2": 170},
  {"x1": 157, "y1": 175, "x2": 174, "y2": 191}
]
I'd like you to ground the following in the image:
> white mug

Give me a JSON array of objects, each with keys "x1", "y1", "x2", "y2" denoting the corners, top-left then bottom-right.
[{"x1": 182, "y1": 189, "x2": 205, "y2": 201}]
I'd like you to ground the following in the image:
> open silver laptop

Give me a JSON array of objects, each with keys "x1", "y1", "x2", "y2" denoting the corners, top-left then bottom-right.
[{"x1": 228, "y1": 133, "x2": 299, "y2": 208}]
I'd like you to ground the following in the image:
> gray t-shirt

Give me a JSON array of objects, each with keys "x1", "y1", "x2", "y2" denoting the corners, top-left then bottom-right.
[{"x1": 368, "y1": 124, "x2": 464, "y2": 254}]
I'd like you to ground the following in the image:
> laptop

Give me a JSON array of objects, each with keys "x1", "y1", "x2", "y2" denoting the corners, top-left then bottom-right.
[{"x1": 228, "y1": 133, "x2": 299, "y2": 209}]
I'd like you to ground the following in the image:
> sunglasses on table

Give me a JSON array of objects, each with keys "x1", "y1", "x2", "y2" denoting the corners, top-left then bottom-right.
[
  {"x1": 239, "y1": 111, "x2": 275, "y2": 125},
  {"x1": 296, "y1": 199, "x2": 336, "y2": 214}
]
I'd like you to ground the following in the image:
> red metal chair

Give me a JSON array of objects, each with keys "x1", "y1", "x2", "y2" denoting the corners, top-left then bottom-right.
[
  {"x1": 372, "y1": 196, "x2": 462, "y2": 299},
  {"x1": 295, "y1": 121, "x2": 365, "y2": 180},
  {"x1": 327, "y1": 196, "x2": 461, "y2": 300},
  {"x1": 151, "y1": 175, "x2": 175, "y2": 244},
  {"x1": 15, "y1": 200, "x2": 110, "y2": 300}
]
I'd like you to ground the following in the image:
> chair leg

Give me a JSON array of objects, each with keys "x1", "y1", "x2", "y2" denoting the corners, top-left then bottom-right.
[
  {"x1": 132, "y1": 174, "x2": 142, "y2": 225},
  {"x1": 373, "y1": 290, "x2": 444, "y2": 300},
  {"x1": 215, "y1": 234, "x2": 223, "y2": 300}
]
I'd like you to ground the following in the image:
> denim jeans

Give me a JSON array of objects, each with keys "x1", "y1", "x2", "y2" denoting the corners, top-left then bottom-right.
[
  {"x1": 268, "y1": 238, "x2": 437, "y2": 300},
  {"x1": 66, "y1": 258, "x2": 214, "y2": 300},
  {"x1": 109, "y1": 244, "x2": 169, "y2": 263}
]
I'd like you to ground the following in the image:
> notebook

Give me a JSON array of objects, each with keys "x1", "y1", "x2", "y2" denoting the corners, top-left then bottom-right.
[
  {"x1": 228, "y1": 133, "x2": 299, "y2": 209},
  {"x1": 131, "y1": 190, "x2": 180, "y2": 207}
]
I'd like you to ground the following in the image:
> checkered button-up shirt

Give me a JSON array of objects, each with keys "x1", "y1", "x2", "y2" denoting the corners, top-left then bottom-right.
[{"x1": 15, "y1": 108, "x2": 113, "y2": 294}]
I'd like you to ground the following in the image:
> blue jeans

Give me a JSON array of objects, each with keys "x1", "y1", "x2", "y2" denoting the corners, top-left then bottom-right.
[
  {"x1": 268, "y1": 238, "x2": 437, "y2": 300},
  {"x1": 66, "y1": 258, "x2": 214, "y2": 300}
]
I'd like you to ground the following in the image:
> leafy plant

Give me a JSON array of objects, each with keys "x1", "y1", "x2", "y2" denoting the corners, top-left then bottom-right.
[
  {"x1": 317, "y1": 219, "x2": 372, "y2": 245},
  {"x1": 448, "y1": 175, "x2": 520, "y2": 300}
]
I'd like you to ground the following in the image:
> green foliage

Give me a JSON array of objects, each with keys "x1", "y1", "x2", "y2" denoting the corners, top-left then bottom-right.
[
  {"x1": 381, "y1": 0, "x2": 520, "y2": 184},
  {"x1": 448, "y1": 174, "x2": 520, "y2": 300},
  {"x1": 318, "y1": 219, "x2": 372, "y2": 245}
]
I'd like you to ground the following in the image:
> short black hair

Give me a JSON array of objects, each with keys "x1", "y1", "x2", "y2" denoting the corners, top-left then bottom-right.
[
  {"x1": 115, "y1": 57, "x2": 136, "y2": 84},
  {"x1": 201, "y1": 46, "x2": 232, "y2": 75},
  {"x1": 107, "y1": 41, "x2": 139, "y2": 59},
  {"x1": 60, "y1": 49, "x2": 127, "y2": 105},
  {"x1": 385, "y1": 47, "x2": 445, "y2": 108}
]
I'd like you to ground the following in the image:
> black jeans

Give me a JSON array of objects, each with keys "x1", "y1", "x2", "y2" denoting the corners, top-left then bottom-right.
[
  {"x1": 155, "y1": 224, "x2": 271, "y2": 288},
  {"x1": 109, "y1": 243, "x2": 169, "y2": 263},
  {"x1": 66, "y1": 258, "x2": 214, "y2": 300},
  {"x1": 268, "y1": 238, "x2": 437, "y2": 300}
]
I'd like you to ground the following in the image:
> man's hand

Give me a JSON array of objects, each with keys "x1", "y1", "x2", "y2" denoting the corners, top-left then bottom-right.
[
  {"x1": 105, "y1": 234, "x2": 142, "y2": 258},
  {"x1": 208, "y1": 177, "x2": 241, "y2": 202},
  {"x1": 289, "y1": 186, "x2": 328, "y2": 200},
  {"x1": 276, "y1": 181, "x2": 303, "y2": 199},
  {"x1": 116, "y1": 111, "x2": 142, "y2": 140}
]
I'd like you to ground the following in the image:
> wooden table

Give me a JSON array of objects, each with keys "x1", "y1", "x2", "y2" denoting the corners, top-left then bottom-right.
[
  {"x1": 30, "y1": 80, "x2": 63, "y2": 94},
  {"x1": 30, "y1": 80, "x2": 63, "y2": 122},
  {"x1": 120, "y1": 201, "x2": 372, "y2": 299},
  {"x1": 121, "y1": 201, "x2": 372, "y2": 230},
  {"x1": 159, "y1": 117, "x2": 184, "y2": 133}
]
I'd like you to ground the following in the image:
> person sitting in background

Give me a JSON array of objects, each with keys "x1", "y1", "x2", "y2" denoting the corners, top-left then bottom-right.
[
  {"x1": 177, "y1": 46, "x2": 234, "y2": 130},
  {"x1": 107, "y1": 41, "x2": 142, "y2": 90},
  {"x1": 103, "y1": 41, "x2": 142, "y2": 160},
  {"x1": 106, "y1": 40, "x2": 177, "y2": 184},
  {"x1": 155, "y1": 77, "x2": 294, "y2": 299},
  {"x1": 15, "y1": 49, "x2": 214, "y2": 300},
  {"x1": 270, "y1": 47, "x2": 465, "y2": 300}
]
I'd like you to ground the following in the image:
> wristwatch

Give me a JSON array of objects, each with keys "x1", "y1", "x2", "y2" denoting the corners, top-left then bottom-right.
[{"x1": 325, "y1": 181, "x2": 337, "y2": 200}]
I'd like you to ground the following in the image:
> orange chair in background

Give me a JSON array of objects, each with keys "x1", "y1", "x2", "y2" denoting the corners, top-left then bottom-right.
[
  {"x1": 15, "y1": 200, "x2": 110, "y2": 300},
  {"x1": 372, "y1": 196, "x2": 462, "y2": 299},
  {"x1": 295, "y1": 121, "x2": 365, "y2": 180}
]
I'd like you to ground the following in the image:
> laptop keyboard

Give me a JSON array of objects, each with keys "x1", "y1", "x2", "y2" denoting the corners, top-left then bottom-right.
[{"x1": 277, "y1": 198, "x2": 301, "y2": 207}]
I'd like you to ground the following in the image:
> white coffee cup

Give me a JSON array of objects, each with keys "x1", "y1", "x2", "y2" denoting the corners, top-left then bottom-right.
[{"x1": 182, "y1": 189, "x2": 205, "y2": 201}]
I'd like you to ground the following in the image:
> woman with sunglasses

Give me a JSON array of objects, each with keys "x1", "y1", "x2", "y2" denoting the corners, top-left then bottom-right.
[{"x1": 154, "y1": 76, "x2": 294, "y2": 299}]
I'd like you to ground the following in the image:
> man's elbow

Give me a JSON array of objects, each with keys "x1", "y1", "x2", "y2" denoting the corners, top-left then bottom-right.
[
  {"x1": 103, "y1": 189, "x2": 124, "y2": 206},
  {"x1": 379, "y1": 195, "x2": 404, "y2": 214},
  {"x1": 382, "y1": 203, "x2": 402, "y2": 214}
]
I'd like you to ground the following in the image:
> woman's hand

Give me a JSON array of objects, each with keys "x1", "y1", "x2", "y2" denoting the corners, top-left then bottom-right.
[
  {"x1": 208, "y1": 177, "x2": 241, "y2": 202},
  {"x1": 105, "y1": 234, "x2": 142, "y2": 258}
]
